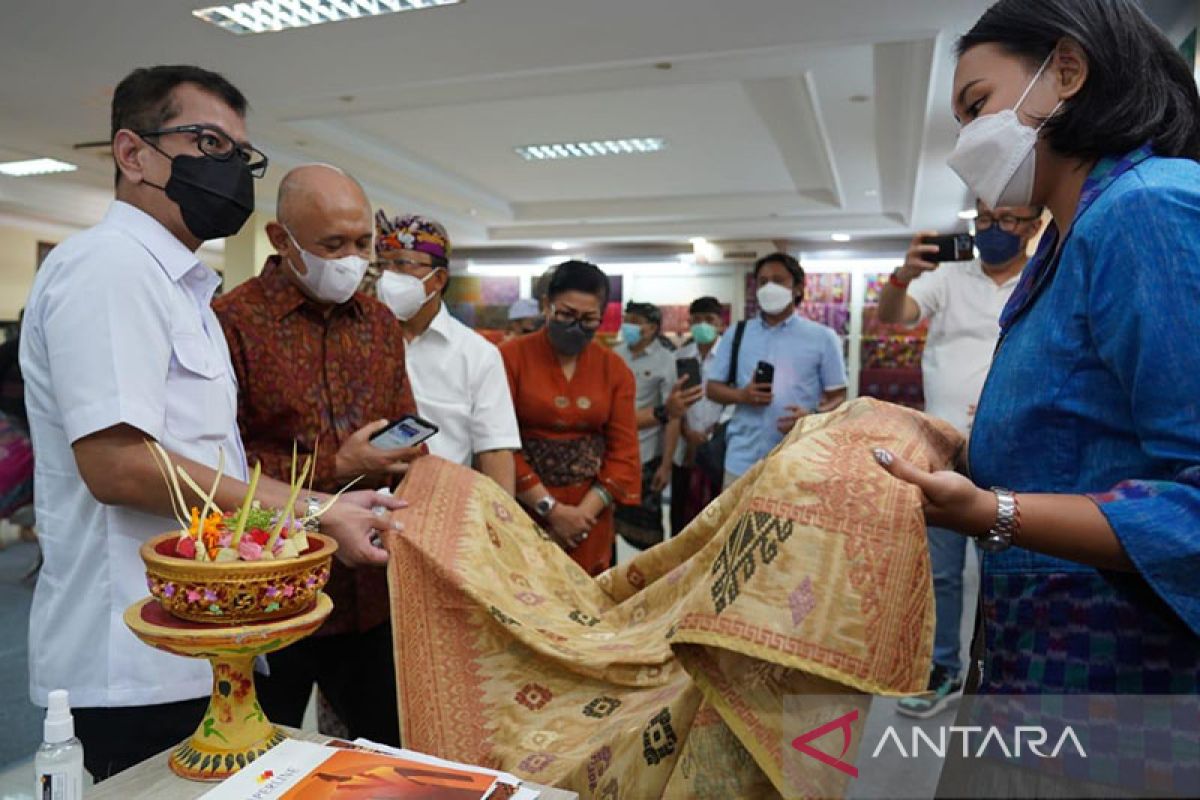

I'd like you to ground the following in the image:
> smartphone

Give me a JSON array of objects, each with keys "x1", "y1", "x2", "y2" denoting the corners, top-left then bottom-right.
[
  {"x1": 922, "y1": 233, "x2": 976, "y2": 262},
  {"x1": 369, "y1": 414, "x2": 439, "y2": 450},
  {"x1": 753, "y1": 360, "x2": 775, "y2": 387},
  {"x1": 676, "y1": 357, "x2": 702, "y2": 390}
]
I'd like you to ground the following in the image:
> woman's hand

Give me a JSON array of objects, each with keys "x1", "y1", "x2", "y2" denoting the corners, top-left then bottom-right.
[
  {"x1": 872, "y1": 448, "x2": 996, "y2": 537},
  {"x1": 546, "y1": 503, "x2": 596, "y2": 551}
]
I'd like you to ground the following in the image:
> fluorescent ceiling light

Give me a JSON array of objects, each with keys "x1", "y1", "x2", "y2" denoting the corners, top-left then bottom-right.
[
  {"x1": 516, "y1": 138, "x2": 666, "y2": 161},
  {"x1": 957, "y1": 209, "x2": 979, "y2": 220},
  {"x1": 193, "y1": 0, "x2": 462, "y2": 36},
  {"x1": 830, "y1": 233, "x2": 852, "y2": 242},
  {"x1": 0, "y1": 158, "x2": 77, "y2": 177},
  {"x1": 550, "y1": 242, "x2": 572, "y2": 251}
]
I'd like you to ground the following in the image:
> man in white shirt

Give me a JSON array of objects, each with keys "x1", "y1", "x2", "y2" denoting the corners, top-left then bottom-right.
[
  {"x1": 19, "y1": 66, "x2": 402, "y2": 779},
  {"x1": 613, "y1": 301, "x2": 699, "y2": 548},
  {"x1": 669, "y1": 297, "x2": 728, "y2": 535},
  {"x1": 374, "y1": 212, "x2": 522, "y2": 494},
  {"x1": 878, "y1": 200, "x2": 1043, "y2": 716}
]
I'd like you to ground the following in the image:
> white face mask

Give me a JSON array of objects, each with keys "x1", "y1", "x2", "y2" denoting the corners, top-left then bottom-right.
[
  {"x1": 377, "y1": 269, "x2": 438, "y2": 321},
  {"x1": 283, "y1": 227, "x2": 368, "y2": 305},
  {"x1": 947, "y1": 53, "x2": 1063, "y2": 210},
  {"x1": 756, "y1": 282, "x2": 795, "y2": 315}
]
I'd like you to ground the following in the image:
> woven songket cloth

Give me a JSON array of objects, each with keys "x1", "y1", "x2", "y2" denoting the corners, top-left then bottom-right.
[{"x1": 384, "y1": 398, "x2": 960, "y2": 798}]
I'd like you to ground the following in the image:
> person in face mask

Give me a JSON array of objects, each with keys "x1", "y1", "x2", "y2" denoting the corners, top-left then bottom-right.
[
  {"x1": 214, "y1": 164, "x2": 423, "y2": 747},
  {"x1": 871, "y1": 0, "x2": 1200, "y2": 764},
  {"x1": 18, "y1": 68, "x2": 404, "y2": 778},
  {"x1": 503, "y1": 297, "x2": 543, "y2": 342},
  {"x1": 706, "y1": 253, "x2": 848, "y2": 488},
  {"x1": 669, "y1": 297, "x2": 728, "y2": 534},
  {"x1": 373, "y1": 211, "x2": 521, "y2": 495},
  {"x1": 499, "y1": 260, "x2": 642, "y2": 576},
  {"x1": 611, "y1": 302, "x2": 702, "y2": 550},
  {"x1": 877, "y1": 198, "x2": 1042, "y2": 719}
]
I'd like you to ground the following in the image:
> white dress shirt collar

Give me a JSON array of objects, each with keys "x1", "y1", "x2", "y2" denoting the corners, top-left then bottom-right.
[{"x1": 104, "y1": 200, "x2": 206, "y2": 284}]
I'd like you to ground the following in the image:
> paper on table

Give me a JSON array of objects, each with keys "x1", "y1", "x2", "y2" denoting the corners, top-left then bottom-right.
[
  {"x1": 348, "y1": 739, "x2": 539, "y2": 800},
  {"x1": 196, "y1": 738, "x2": 533, "y2": 799}
]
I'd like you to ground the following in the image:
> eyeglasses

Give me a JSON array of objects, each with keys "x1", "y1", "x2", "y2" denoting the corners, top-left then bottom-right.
[
  {"x1": 372, "y1": 257, "x2": 444, "y2": 273},
  {"x1": 550, "y1": 304, "x2": 602, "y2": 330},
  {"x1": 976, "y1": 212, "x2": 1040, "y2": 232},
  {"x1": 137, "y1": 124, "x2": 269, "y2": 178}
]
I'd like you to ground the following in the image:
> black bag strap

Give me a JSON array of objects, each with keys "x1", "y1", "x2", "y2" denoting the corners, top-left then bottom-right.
[{"x1": 726, "y1": 321, "x2": 747, "y2": 386}]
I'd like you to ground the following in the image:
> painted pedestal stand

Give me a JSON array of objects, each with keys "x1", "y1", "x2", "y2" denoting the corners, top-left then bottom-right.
[{"x1": 123, "y1": 593, "x2": 332, "y2": 781}]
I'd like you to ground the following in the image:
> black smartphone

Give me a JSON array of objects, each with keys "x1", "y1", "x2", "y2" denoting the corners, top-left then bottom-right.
[
  {"x1": 676, "y1": 357, "x2": 702, "y2": 390},
  {"x1": 753, "y1": 360, "x2": 775, "y2": 386},
  {"x1": 922, "y1": 233, "x2": 976, "y2": 262},
  {"x1": 369, "y1": 413, "x2": 439, "y2": 450}
]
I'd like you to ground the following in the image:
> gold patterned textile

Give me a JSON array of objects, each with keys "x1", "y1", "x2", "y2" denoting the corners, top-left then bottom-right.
[{"x1": 384, "y1": 398, "x2": 961, "y2": 798}]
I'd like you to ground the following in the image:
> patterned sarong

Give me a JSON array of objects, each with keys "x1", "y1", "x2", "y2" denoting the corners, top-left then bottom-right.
[{"x1": 384, "y1": 398, "x2": 961, "y2": 798}]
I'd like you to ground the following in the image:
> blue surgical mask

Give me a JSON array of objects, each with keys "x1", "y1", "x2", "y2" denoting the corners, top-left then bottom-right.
[
  {"x1": 975, "y1": 226, "x2": 1022, "y2": 266},
  {"x1": 620, "y1": 322, "x2": 643, "y2": 346}
]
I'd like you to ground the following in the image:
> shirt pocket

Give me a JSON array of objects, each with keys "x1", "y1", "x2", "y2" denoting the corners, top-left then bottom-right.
[{"x1": 165, "y1": 332, "x2": 233, "y2": 443}]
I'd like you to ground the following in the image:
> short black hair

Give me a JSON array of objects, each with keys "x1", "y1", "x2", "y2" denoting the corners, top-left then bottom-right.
[
  {"x1": 546, "y1": 260, "x2": 610, "y2": 306},
  {"x1": 110, "y1": 65, "x2": 249, "y2": 185},
  {"x1": 689, "y1": 296, "x2": 722, "y2": 316},
  {"x1": 624, "y1": 301, "x2": 662, "y2": 325},
  {"x1": 957, "y1": 0, "x2": 1200, "y2": 162},
  {"x1": 753, "y1": 252, "x2": 806, "y2": 292}
]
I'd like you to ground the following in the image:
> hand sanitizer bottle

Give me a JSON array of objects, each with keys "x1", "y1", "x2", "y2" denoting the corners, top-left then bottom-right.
[{"x1": 35, "y1": 690, "x2": 84, "y2": 800}]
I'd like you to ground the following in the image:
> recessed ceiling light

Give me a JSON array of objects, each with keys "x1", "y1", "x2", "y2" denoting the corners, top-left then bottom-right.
[
  {"x1": 515, "y1": 137, "x2": 666, "y2": 161},
  {"x1": 550, "y1": 242, "x2": 572, "y2": 251},
  {"x1": 0, "y1": 158, "x2": 77, "y2": 177},
  {"x1": 957, "y1": 209, "x2": 979, "y2": 220},
  {"x1": 193, "y1": 0, "x2": 462, "y2": 36},
  {"x1": 830, "y1": 233, "x2": 852, "y2": 242}
]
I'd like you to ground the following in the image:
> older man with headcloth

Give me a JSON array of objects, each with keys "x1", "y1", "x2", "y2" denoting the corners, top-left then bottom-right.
[{"x1": 214, "y1": 163, "x2": 419, "y2": 745}]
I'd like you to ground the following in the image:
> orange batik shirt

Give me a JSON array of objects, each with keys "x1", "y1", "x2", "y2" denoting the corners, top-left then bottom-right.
[{"x1": 499, "y1": 329, "x2": 640, "y2": 575}]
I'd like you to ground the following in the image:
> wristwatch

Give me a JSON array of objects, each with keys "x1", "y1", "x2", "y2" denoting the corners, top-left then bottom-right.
[
  {"x1": 653, "y1": 404, "x2": 669, "y2": 425},
  {"x1": 977, "y1": 488, "x2": 1020, "y2": 553},
  {"x1": 535, "y1": 495, "x2": 558, "y2": 518}
]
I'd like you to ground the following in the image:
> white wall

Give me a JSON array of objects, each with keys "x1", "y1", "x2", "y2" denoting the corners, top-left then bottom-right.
[
  {"x1": 0, "y1": 211, "x2": 227, "y2": 323},
  {"x1": 0, "y1": 214, "x2": 85, "y2": 321}
]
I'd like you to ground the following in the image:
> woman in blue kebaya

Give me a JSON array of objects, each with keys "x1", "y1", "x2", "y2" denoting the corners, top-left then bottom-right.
[{"x1": 875, "y1": 0, "x2": 1200, "y2": 697}]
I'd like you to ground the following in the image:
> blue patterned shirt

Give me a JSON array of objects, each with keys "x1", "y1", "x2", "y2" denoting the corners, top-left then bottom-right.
[{"x1": 970, "y1": 147, "x2": 1200, "y2": 693}]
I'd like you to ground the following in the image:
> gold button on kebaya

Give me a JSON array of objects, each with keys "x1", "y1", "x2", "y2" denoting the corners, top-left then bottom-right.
[
  {"x1": 576, "y1": 396, "x2": 592, "y2": 410},
  {"x1": 554, "y1": 396, "x2": 569, "y2": 409}
]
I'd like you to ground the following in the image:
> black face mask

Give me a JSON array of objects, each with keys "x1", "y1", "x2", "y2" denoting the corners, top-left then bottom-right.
[
  {"x1": 148, "y1": 152, "x2": 254, "y2": 241},
  {"x1": 546, "y1": 318, "x2": 595, "y2": 356}
]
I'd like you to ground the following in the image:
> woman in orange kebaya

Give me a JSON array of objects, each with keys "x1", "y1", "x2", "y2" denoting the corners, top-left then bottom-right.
[{"x1": 500, "y1": 261, "x2": 641, "y2": 575}]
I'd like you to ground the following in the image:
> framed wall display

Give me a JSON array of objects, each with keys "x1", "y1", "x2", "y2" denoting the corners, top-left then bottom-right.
[{"x1": 37, "y1": 241, "x2": 56, "y2": 269}]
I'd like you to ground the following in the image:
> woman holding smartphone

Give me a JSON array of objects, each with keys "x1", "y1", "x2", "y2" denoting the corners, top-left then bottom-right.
[{"x1": 875, "y1": 0, "x2": 1200, "y2": 698}]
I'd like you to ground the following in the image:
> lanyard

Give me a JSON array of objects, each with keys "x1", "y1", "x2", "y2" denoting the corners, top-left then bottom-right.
[{"x1": 997, "y1": 144, "x2": 1155, "y2": 337}]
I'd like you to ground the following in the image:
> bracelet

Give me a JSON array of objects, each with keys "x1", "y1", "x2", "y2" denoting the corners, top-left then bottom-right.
[
  {"x1": 888, "y1": 269, "x2": 911, "y2": 289},
  {"x1": 591, "y1": 484, "x2": 613, "y2": 509}
]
